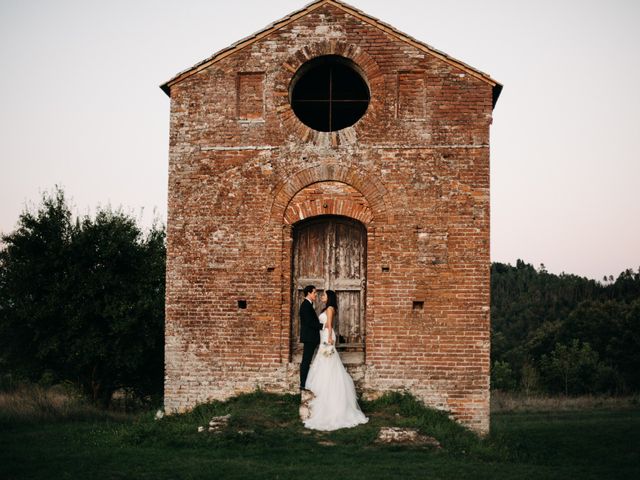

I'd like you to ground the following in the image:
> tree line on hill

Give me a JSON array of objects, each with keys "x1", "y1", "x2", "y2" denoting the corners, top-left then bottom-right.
[
  {"x1": 0, "y1": 188, "x2": 638, "y2": 406},
  {"x1": 491, "y1": 260, "x2": 640, "y2": 395}
]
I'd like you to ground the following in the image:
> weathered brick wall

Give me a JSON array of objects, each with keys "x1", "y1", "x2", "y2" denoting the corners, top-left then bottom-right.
[{"x1": 165, "y1": 2, "x2": 494, "y2": 434}]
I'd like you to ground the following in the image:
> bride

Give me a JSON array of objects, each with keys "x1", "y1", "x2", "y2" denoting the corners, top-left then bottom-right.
[{"x1": 304, "y1": 290, "x2": 369, "y2": 431}]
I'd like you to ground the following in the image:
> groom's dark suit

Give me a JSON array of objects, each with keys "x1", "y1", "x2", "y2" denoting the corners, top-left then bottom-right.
[{"x1": 299, "y1": 298, "x2": 323, "y2": 390}]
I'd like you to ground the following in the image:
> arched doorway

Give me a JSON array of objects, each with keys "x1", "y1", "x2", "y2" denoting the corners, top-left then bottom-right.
[{"x1": 291, "y1": 215, "x2": 366, "y2": 364}]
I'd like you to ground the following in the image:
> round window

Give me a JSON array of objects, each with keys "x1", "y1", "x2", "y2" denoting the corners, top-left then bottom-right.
[{"x1": 289, "y1": 55, "x2": 370, "y2": 132}]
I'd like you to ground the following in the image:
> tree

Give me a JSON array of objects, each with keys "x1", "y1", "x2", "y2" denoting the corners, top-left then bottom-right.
[
  {"x1": 0, "y1": 187, "x2": 165, "y2": 405},
  {"x1": 520, "y1": 359, "x2": 540, "y2": 396},
  {"x1": 491, "y1": 360, "x2": 516, "y2": 391},
  {"x1": 540, "y1": 339, "x2": 601, "y2": 395},
  {"x1": 0, "y1": 187, "x2": 72, "y2": 379},
  {"x1": 64, "y1": 210, "x2": 166, "y2": 404}
]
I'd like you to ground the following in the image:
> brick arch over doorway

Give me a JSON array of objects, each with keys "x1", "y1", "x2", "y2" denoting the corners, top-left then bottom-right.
[
  {"x1": 284, "y1": 181, "x2": 373, "y2": 225},
  {"x1": 270, "y1": 163, "x2": 390, "y2": 226}
]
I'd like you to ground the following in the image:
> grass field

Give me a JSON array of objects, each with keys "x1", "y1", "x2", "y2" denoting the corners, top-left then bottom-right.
[{"x1": 0, "y1": 388, "x2": 638, "y2": 479}]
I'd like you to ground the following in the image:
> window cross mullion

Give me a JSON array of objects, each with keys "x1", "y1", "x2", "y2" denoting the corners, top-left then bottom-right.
[{"x1": 329, "y1": 66, "x2": 333, "y2": 132}]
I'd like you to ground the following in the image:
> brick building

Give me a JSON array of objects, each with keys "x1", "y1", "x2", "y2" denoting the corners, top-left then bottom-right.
[{"x1": 161, "y1": 0, "x2": 501, "y2": 434}]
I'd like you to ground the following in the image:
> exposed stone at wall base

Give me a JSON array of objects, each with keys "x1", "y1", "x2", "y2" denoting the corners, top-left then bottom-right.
[{"x1": 164, "y1": 359, "x2": 488, "y2": 434}]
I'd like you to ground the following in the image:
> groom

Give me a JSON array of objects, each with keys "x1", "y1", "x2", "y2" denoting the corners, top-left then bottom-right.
[{"x1": 299, "y1": 285, "x2": 323, "y2": 391}]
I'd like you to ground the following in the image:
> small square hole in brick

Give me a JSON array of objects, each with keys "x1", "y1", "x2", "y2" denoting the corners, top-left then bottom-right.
[
  {"x1": 412, "y1": 301, "x2": 424, "y2": 310},
  {"x1": 382, "y1": 265, "x2": 390, "y2": 272},
  {"x1": 238, "y1": 300, "x2": 247, "y2": 309}
]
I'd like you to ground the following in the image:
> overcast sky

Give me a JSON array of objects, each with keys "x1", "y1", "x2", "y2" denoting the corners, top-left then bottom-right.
[{"x1": 1, "y1": 0, "x2": 638, "y2": 281}]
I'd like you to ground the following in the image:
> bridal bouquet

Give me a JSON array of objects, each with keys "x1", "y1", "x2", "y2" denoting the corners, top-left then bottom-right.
[{"x1": 319, "y1": 341, "x2": 336, "y2": 357}]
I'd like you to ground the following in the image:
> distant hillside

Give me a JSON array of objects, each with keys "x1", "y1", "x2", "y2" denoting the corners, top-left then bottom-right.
[{"x1": 490, "y1": 260, "x2": 640, "y2": 394}]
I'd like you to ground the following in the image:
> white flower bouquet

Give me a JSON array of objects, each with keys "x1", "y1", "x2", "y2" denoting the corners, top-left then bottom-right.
[{"x1": 319, "y1": 341, "x2": 336, "y2": 357}]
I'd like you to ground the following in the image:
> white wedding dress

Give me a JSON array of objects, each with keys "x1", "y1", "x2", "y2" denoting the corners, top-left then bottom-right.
[{"x1": 303, "y1": 311, "x2": 369, "y2": 431}]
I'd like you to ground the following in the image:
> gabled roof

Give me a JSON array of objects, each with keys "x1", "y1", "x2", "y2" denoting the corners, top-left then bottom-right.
[{"x1": 160, "y1": 0, "x2": 502, "y2": 106}]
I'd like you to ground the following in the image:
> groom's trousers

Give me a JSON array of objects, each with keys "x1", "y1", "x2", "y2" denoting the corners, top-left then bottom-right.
[{"x1": 300, "y1": 342, "x2": 318, "y2": 389}]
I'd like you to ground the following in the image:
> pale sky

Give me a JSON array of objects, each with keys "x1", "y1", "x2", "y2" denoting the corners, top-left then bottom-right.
[{"x1": 1, "y1": 0, "x2": 638, "y2": 281}]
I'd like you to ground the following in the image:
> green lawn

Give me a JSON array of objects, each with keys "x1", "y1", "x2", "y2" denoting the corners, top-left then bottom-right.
[{"x1": 1, "y1": 391, "x2": 638, "y2": 479}]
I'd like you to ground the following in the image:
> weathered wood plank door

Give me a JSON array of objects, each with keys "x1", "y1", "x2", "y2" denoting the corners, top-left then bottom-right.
[{"x1": 292, "y1": 216, "x2": 366, "y2": 360}]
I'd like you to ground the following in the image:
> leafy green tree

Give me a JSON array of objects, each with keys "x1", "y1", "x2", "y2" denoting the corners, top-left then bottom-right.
[
  {"x1": 0, "y1": 188, "x2": 72, "y2": 380},
  {"x1": 609, "y1": 298, "x2": 640, "y2": 391},
  {"x1": 64, "y1": 210, "x2": 165, "y2": 405},
  {"x1": 0, "y1": 187, "x2": 165, "y2": 405},
  {"x1": 491, "y1": 360, "x2": 516, "y2": 391},
  {"x1": 520, "y1": 360, "x2": 540, "y2": 396},
  {"x1": 540, "y1": 340, "x2": 601, "y2": 395}
]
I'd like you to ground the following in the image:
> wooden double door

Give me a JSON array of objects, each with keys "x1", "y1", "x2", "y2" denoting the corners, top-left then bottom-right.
[{"x1": 292, "y1": 216, "x2": 367, "y2": 355}]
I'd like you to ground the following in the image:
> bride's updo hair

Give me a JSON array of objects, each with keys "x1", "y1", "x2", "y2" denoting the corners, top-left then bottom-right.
[{"x1": 322, "y1": 289, "x2": 338, "y2": 312}]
